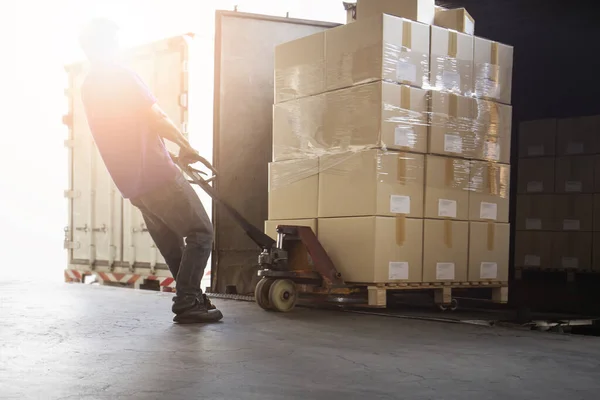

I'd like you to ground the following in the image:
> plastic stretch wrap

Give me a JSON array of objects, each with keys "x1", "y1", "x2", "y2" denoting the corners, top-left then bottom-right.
[
  {"x1": 473, "y1": 37, "x2": 513, "y2": 105},
  {"x1": 468, "y1": 161, "x2": 510, "y2": 222},
  {"x1": 268, "y1": 158, "x2": 319, "y2": 220},
  {"x1": 428, "y1": 26, "x2": 473, "y2": 96},
  {"x1": 274, "y1": 32, "x2": 326, "y2": 104},
  {"x1": 273, "y1": 84, "x2": 512, "y2": 164},
  {"x1": 318, "y1": 150, "x2": 424, "y2": 218}
]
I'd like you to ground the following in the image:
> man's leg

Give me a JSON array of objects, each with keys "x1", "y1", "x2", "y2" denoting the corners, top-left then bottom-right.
[{"x1": 132, "y1": 173, "x2": 220, "y2": 323}]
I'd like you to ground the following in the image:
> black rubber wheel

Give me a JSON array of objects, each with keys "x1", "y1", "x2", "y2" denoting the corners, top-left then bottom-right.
[{"x1": 254, "y1": 279, "x2": 274, "y2": 311}]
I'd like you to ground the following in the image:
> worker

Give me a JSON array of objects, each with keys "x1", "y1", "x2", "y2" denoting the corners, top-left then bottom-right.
[{"x1": 77, "y1": 18, "x2": 223, "y2": 324}]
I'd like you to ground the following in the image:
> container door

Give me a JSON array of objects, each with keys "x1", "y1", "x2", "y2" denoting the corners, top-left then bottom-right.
[
  {"x1": 65, "y1": 66, "x2": 122, "y2": 268},
  {"x1": 211, "y1": 11, "x2": 338, "y2": 293},
  {"x1": 121, "y1": 35, "x2": 191, "y2": 275}
]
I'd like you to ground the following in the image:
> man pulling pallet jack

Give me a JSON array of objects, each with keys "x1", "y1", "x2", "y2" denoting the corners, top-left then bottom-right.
[
  {"x1": 78, "y1": 19, "x2": 222, "y2": 324},
  {"x1": 79, "y1": 19, "x2": 354, "y2": 320}
]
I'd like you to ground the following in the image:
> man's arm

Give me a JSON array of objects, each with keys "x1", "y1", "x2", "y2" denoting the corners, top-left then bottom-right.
[{"x1": 149, "y1": 104, "x2": 196, "y2": 154}]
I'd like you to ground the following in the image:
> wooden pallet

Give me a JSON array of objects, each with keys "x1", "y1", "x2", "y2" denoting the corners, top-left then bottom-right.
[{"x1": 348, "y1": 281, "x2": 509, "y2": 308}]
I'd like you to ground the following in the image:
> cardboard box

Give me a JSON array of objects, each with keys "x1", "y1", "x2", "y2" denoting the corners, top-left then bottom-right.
[
  {"x1": 557, "y1": 116, "x2": 600, "y2": 155},
  {"x1": 429, "y1": 92, "x2": 478, "y2": 159},
  {"x1": 324, "y1": 82, "x2": 429, "y2": 153},
  {"x1": 594, "y1": 195, "x2": 600, "y2": 232},
  {"x1": 515, "y1": 194, "x2": 555, "y2": 231},
  {"x1": 272, "y1": 93, "x2": 325, "y2": 161},
  {"x1": 326, "y1": 14, "x2": 430, "y2": 92},
  {"x1": 264, "y1": 219, "x2": 317, "y2": 240},
  {"x1": 516, "y1": 157, "x2": 555, "y2": 194},
  {"x1": 593, "y1": 233, "x2": 600, "y2": 271},
  {"x1": 473, "y1": 37, "x2": 514, "y2": 105},
  {"x1": 429, "y1": 25, "x2": 474, "y2": 96},
  {"x1": 476, "y1": 99, "x2": 512, "y2": 163},
  {"x1": 274, "y1": 32, "x2": 326, "y2": 104},
  {"x1": 268, "y1": 159, "x2": 319, "y2": 220},
  {"x1": 514, "y1": 231, "x2": 553, "y2": 268},
  {"x1": 554, "y1": 156, "x2": 595, "y2": 194},
  {"x1": 518, "y1": 119, "x2": 557, "y2": 158},
  {"x1": 424, "y1": 155, "x2": 470, "y2": 220},
  {"x1": 434, "y1": 7, "x2": 475, "y2": 35},
  {"x1": 468, "y1": 222, "x2": 509, "y2": 282},
  {"x1": 468, "y1": 161, "x2": 510, "y2": 223},
  {"x1": 552, "y1": 232, "x2": 592, "y2": 270},
  {"x1": 423, "y1": 219, "x2": 468, "y2": 282},
  {"x1": 318, "y1": 216, "x2": 424, "y2": 283},
  {"x1": 319, "y1": 150, "x2": 425, "y2": 218},
  {"x1": 356, "y1": 0, "x2": 436, "y2": 25},
  {"x1": 554, "y1": 194, "x2": 593, "y2": 232}
]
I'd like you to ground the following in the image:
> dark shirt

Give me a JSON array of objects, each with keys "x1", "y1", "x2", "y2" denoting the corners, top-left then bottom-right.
[{"x1": 81, "y1": 63, "x2": 178, "y2": 199}]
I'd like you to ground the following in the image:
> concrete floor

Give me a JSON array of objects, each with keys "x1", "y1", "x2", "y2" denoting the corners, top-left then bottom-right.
[{"x1": 2, "y1": 282, "x2": 600, "y2": 400}]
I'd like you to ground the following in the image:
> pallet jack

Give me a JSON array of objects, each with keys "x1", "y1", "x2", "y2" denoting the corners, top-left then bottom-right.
[{"x1": 172, "y1": 153, "x2": 359, "y2": 312}]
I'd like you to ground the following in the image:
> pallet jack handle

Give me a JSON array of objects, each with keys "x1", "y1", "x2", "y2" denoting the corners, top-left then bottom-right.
[{"x1": 170, "y1": 152, "x2": 276, "y2": 250}]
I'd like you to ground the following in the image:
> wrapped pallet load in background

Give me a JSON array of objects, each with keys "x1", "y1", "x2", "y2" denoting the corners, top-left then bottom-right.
[{"x1": 267, "y1": 0, "x2": 514, "y2": 291}]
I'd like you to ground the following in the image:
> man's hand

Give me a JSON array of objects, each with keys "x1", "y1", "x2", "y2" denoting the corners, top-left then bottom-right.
[{"x1": 178, "y1": 145, "x2": 201, "y2": 165}]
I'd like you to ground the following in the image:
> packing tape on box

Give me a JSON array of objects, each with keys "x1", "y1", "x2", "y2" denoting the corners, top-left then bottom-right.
[
  {"x1": 402, "y1": 21, "x2": 412, "y2": 49},
  {"x1": 449, "y1": 94, "x2": 458, "y2": 118},
  {"x1": 487, "y1": 222, "x2": 495, "y2": 251},
  {"x1": 444, "y1": 219, "x2": 453, "y2": 247},
  {"x1": 448, "y1": 31, "x2": 458, "y2": 58},
  {"x1": 445, "y1": 157, "x2": 455, "y2": 186},
  {"x1": 400, "y1": 85, "x2": 411, "y2": 110},
  {"x1": 487, "y1": 163, "x2": 499, "y2": 196},
  {"x1": 397, "y1": 154, "x2": 407, "y2": 181},
  {"x1": 396, "y1": 215, "x2": 406, "y2": 246},
  {"x1": 491, "y1": 42, "x2": 499, "y2": 66},
  {"x1": 489, "y1": 101, "x2": 499, "y2": 137}
]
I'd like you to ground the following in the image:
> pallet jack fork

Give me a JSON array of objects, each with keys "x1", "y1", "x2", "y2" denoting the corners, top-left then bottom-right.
[{"x1": 172, "y1": 153, "x2": 353, "y2": 312}]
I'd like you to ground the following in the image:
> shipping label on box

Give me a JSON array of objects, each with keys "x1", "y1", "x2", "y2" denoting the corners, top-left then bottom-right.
[
  {"x1": 468, "y1": 161, "x2": 510, "y2": 222},
  {"x1": 424, "y1": 155, "x2": 470, "y2": 220},
  {"x1": 516, "y1": 158, "x2": 555, "y2": 194},
  {"x1": 429, "y1": 25, "x2": 474, "y2": 95},
  {"x1": 325, "y1": 14, "x2": 430, "y2": 92},
  {"x1": 473, "y1": 37, "x2": 513, "y2": 105},
  {"x1": 518, "y1": 119, "x2": 557, "y2": 158}
]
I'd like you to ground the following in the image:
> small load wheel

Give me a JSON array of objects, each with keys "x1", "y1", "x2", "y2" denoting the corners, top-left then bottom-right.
[
  {"x1": 268, "y1": 279, "x2": 298, "y2": 312},
  {"x1": 255, "y1": 278, "x2": 274, "y2": 311},
  {"x1": 438, "y1": 298, "x2": 459, "y2": 312}
]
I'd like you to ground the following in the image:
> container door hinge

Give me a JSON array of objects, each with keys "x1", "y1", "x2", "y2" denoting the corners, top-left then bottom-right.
[
  {"x1": 64, "y1": 139, "x2": 75, "y2": 148},
  {"x1": 182, "y1": 60, "x2": 189, "y2": 73},
  {"x1": 62, "y1": 114, "x2": 73, "y2": 127},
  {"x1": 64, "y1": 240, "x2": 80, "y2": 250}
]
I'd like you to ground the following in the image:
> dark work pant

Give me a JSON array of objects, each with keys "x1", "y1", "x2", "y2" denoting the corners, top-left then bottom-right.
[{"x1": 130, "y1": 172, "x2": 213, "y2": 306}]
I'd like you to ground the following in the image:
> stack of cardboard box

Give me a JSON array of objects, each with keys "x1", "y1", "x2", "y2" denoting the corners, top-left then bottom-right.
[
  {"x1": 266, "y1": 0, "x2": 514, "y2": 286},
  {"x1": 515, "y1": 116, "x2": 600, "y2": 272}
]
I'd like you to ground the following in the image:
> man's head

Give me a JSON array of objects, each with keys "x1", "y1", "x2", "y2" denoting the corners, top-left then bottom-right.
[{"x1": 79, "y1": 18, "x2": 120, "y2": 63}]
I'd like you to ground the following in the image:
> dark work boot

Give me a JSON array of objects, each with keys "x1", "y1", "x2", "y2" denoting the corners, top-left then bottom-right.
[
  {"x1": 172, "y1": 297, "x2": 223, "y2": 324},
  {"x1": 202, "y1": 294, "x2": 216, "y2": 310}
]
